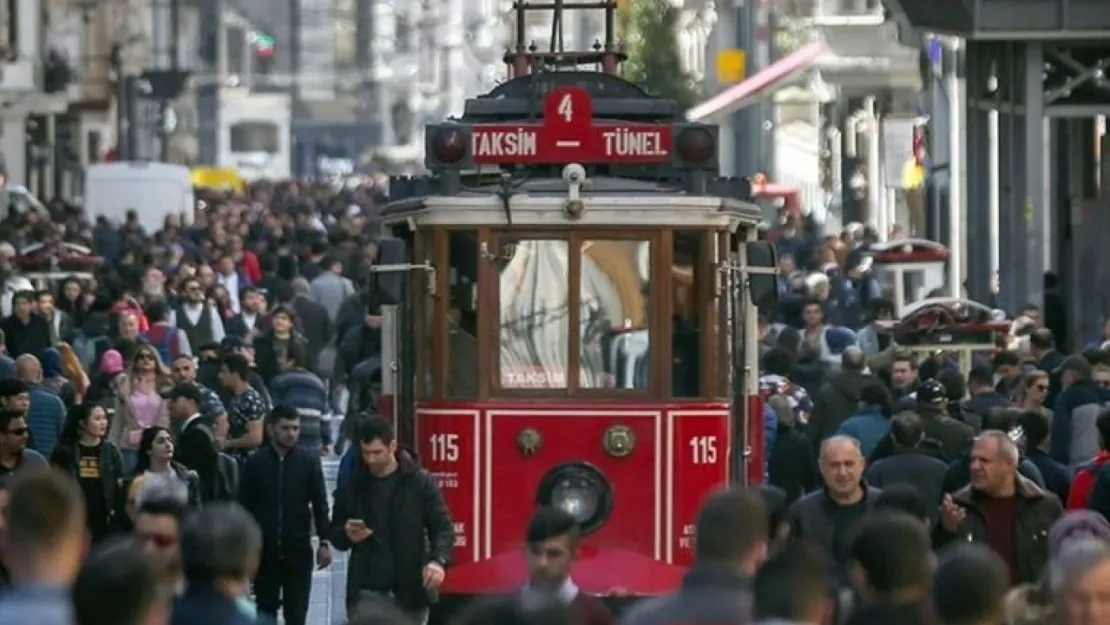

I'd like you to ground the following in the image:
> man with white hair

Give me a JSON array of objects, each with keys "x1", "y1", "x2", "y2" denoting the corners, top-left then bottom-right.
[{"x1": 935, "y1": 431, "x2": 1063, "y2": 584}]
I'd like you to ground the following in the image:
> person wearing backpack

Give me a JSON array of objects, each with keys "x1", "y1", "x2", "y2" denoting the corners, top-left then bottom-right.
[
  {"x1": 142, "y1": 301, "x2": 191, "y2": 362},
  {"x1": 1069, "y1": 408, "x2": 1110, "y2": 508}
]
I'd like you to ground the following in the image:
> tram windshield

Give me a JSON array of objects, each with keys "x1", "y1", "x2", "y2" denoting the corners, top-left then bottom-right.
[{"x1": 424, "y1": 226, "x2": 733, "y2": 399}]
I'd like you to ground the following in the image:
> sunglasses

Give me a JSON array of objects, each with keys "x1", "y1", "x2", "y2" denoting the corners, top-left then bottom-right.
[
  {"x1": 137, "y1": 353, "x2": 155, "y2": 360},
  {"x1": 5, "y1": 428, "x2": 28, "y2": 436}
]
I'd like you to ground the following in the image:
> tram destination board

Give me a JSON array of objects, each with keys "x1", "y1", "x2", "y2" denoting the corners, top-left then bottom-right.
[{"x1": 470, "y1": 86, "x2": 673, "y2": 165}]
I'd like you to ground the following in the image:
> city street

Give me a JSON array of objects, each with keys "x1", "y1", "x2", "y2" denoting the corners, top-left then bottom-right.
[{"x1": 306, "y1": 456, "x2": 346, "y2": 625}]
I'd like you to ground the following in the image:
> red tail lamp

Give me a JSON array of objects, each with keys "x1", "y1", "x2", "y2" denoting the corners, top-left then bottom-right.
[
  {"x1": 676, "y1": 126, "x2": 715, "y2": 165},
  {"x1": 431, "y1": 128, "x2": 467, "y2": 164}
]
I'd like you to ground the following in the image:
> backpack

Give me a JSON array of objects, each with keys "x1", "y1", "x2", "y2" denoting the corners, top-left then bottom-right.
[
  {"x1": 213, "y1": 452, "x2": 239, "y2": 501},
  {"x1": 143, "y1": 326, "x2": 177, "y2": 364}
]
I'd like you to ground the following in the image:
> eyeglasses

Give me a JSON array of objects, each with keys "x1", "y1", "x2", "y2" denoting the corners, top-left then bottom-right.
[{"x1": 4, "y1": 428, "x2": 28, "y2": 436}]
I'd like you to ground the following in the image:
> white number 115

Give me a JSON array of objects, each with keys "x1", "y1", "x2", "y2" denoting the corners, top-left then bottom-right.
[{"x1": 690, "y1": 436, "x2": 718, "y2": 464}]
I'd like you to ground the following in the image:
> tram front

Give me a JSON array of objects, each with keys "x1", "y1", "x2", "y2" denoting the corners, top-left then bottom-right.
[{"x1": 369, "y1": 76, "x2": 776, "y2": 614}]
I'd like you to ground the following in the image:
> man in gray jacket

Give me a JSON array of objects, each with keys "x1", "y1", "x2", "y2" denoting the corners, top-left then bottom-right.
[
  {"x1": 788, "y1": 436, "x2": 881, "y2": 574},
  {"x1": 618, "y1": 487, "x2": 767, "y2": 625},
  {"x1": 309, "y1": 257, "x2": 356, "y2": 323}
]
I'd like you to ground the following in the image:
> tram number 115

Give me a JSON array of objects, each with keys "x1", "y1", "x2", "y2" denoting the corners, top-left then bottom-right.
[
  {"x1": 690, "y1": 436, "x2": 718, "y2": 465},
  {"x1": 430, "y1": 434, "x2": 460, "y2": 462}
]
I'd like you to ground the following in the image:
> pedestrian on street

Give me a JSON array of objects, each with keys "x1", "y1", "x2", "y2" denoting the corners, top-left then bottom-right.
[
  {"x1": 73, "y1": 537, "x2": 171, "y2": 625},
  {"x1": 0, "y1": 409, "x2": 47, "y2": 478},
  {"x1": 931, "y1": 544, "x2": 1010, "y2": 625},
  {"x1": 842, "y1": 512, "x2": 933, "y2": 625},
  {"x1": 752, "y1": 541, "x2": 833, "y2": 625},
  {"x1": 171, "y1": 503, "x2": 261, "y2": 625},
  {"x1": 934, "y1": 431, "x2": 1063, "y2": 584},
  {"x1": 1052, "y1": 355, "x2": 1110, "y2": 469},
  {"x1": 238, "y1": 404, "x2": 332, "y2": 625},
  {"x1": 131, "y1": 473, "x2": 190, "y2": 590},
  {"x1": 863, "y1": 412, "x2": 947, "y2": 523},
  {"x1": 787, "y1": 436, "x2": 881, "y2": 573},
  {"x1": 618, "y1": 487, "x2": 766, "y2": 625},
  {"x1": 517, "y1": 507, "x2": 612, "y2": 625},
  {"x1": 330, "y1": 415, "x2": 454, "y2": 622},
  {"x1": 166, "y1": 383, "x2": 224, "y2": 502},
  {"x1": 0, "y1": 468, "x2": 86, "y2": 625}
]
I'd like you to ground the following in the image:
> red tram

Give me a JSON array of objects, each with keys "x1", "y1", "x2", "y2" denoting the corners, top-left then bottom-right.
[{"x1": 364, "y1": 0, "x2": 777, "y2": 607}]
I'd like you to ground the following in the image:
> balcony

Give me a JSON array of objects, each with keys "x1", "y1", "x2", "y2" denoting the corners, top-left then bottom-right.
[
  {"x1": 787, "y1": 0, "x2": 919, "y2": 96},
  {"x1": 885, "y1": 0, "x2": 1110, "y2": 38}
]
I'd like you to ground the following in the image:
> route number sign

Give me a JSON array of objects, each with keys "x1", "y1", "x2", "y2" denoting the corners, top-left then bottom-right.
[{"x1": 470, "y1": 86, "x2": 674, "y2": 165}]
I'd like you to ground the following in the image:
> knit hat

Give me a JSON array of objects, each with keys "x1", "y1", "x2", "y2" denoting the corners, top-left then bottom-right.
[
  {"x1": 1048, "y1": 511, "x2": 1110, "y2": 556},
  {"x1": 99, "y1": 349, "x2": 124, "y2": 375}
]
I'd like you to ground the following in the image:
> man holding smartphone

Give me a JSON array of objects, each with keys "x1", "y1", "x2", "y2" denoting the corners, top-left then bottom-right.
[{"x1": 330, "y1": 415, "x2": 454, "y2": 623}]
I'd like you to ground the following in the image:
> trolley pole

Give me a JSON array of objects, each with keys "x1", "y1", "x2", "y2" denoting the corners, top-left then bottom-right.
[
  {"x1": 946, "y1": 38, "x2": 964, "y2": 297},
  {"x1": 987, "y1": 70, "x2": 1000, "y2": 292}
]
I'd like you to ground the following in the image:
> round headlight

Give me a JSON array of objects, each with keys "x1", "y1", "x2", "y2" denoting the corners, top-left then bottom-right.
[{"x1": 536, "y1": 462, "x2": 612, "y2": 535}]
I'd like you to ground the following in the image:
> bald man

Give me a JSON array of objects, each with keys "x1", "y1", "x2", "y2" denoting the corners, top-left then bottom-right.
[
  {"x1": 13, "y1": 354, "x2": 65, "y2": 457},
  {"x1": 786, "y1": 436, "x2": 882, "y2": 572}
]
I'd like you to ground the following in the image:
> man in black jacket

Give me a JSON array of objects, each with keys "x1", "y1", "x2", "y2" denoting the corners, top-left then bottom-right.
[
  {"x1": 864, "y1": 413, "x2": 948, "y2": 523},
  {"x1": 0, "y1": 291, "x2": 51, "y2": 359},
  {"x1": 238, "y1": 404, "x2": 331, "y2": 625},
  {"x1": 167, "y1": 383, "x2": 222, "y2": 502},
  {"x1": 330, "y1": 415, "x2": 453, "y2": 621}
]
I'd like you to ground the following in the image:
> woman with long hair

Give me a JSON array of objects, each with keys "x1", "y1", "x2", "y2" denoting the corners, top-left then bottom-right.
[
  {"x1": 49, "y1": 403, "x2": 125, "y2": 542},
  {"x1": 132, "y1": 425, "x2": 200, "y2": 507},
  {"x1": 106, "y1": 343, "x2": 173, "y2": 472},
  {"x1": 56, "y1": 342, "x2": 91, "y2": 400},
  {"x1": 56, "y1": 276, "x2": 90, "y2": 328}
]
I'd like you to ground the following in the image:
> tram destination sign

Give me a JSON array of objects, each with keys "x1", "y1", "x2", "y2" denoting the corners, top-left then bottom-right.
[{"x1": 469, "y1": 86, "x2": 673, "y2": 165}]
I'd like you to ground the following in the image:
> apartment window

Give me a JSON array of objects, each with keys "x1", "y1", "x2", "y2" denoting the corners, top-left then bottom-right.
[
  {"x1": 2, "y1": 0, "x2": 16, "y2": 55},
  {"x1": 229, "y1": 122, "x2": 280, "y2": 153}
]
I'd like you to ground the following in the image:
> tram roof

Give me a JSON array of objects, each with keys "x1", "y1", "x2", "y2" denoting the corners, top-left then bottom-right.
[{"x1": 380, "y1": 175, "x2": 764, "y2": 228}]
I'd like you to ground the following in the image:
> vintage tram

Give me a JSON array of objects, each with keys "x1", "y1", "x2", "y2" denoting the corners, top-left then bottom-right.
[{"x1": 365, "y1": 0, "x2": 777, "y2": 606}]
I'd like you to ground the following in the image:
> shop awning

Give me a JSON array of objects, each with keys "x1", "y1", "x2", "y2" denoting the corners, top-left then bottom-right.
[{"x1": 686, "y1": 42, "x2": 824, "y2": 122}]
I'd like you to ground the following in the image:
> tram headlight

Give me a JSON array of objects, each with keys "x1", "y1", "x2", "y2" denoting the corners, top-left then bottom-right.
[{"x1": 536, "y1": 462, "x2": 613, "y2": 535}]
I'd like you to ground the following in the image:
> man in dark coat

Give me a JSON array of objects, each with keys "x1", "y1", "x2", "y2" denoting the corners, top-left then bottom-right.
[
  {"x1": 864, "y1": 413, "x2": 948, "y2": 521},
  {"x1": 933, "y1": 431, "x2": 1063, "y2": 584},
  {"x1": 808, "y1": 347, "x2": 870, "y2": 454}
]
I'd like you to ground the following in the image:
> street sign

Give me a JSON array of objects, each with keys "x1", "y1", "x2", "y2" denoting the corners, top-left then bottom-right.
[
  {"x1": 469, "y1": 87, "x2": 673, "y2": 165},
  {"x1": 716, "y1": 49, "x2": 746, "y2": 84}
]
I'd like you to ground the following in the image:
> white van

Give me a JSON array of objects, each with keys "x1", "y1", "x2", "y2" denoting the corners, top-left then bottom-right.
[{"x1": 85, "y1": 162, "x2": 194, "y2": 233}]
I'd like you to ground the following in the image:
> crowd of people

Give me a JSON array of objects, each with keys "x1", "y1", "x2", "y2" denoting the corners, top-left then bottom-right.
[
  {"x1": 0, "y1": 180, "x2": 408, "y2": 625},
  {"x1": 3, "y1": 187, "x2": 1110, "y2": 625}
]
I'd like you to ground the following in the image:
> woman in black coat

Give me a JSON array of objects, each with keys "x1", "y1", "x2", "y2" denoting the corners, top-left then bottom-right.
[{"x1": 50, "y1": 403, "x2": 126, "y2": 543}]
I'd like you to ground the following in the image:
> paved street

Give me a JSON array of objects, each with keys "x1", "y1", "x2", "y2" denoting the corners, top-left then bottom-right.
[{"x1": 304, "y1": 456, "x2": 346, "y2": 625}]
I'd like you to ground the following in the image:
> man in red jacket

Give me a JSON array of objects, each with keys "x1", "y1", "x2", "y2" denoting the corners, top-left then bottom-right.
[{"x1": 1068, "y1": 408, "x2": 1110, "y2": 508}]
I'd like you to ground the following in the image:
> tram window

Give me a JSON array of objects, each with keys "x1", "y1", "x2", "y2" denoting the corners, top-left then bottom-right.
[
  {"x1": 229, "y1": 122, "x2": 280, "y2": 153},
  {"x1": 498, "y1": 238, "x2": 569, "y2": 390},
  {"x1": 579, "y1": 239, "x2": 651, "y2": 390},
  {"x1": 446, "y1": 230, "x2": 479, "y2": 398},
  {"x1": 673, "y1": 231, "x2": 704, "y2": 398}
]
